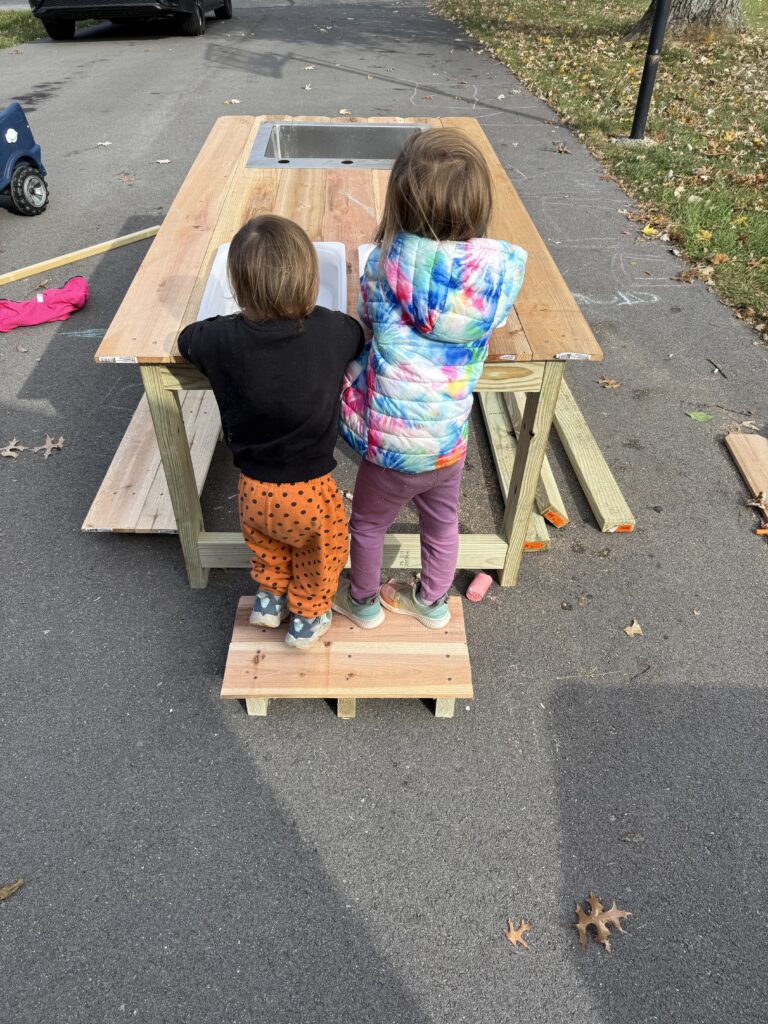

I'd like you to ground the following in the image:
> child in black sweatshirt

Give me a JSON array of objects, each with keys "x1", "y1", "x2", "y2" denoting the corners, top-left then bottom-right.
[{"x1": 178, "y1": 215, "x2": 363, "y2": 650}]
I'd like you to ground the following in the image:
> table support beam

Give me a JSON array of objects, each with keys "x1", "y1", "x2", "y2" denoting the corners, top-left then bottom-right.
[
  {"x1": 500, "y1": 361, "x2": 565, "y2": 586},
  {"x1": 141, "y1": 365, "x2": 209, "y2": 588}
]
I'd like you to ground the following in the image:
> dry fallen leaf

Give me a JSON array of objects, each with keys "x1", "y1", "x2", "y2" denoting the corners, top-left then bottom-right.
[
  {"x1": 16, "y1": 345, "x2": 29, "y2": 353},
  {"x1": 505, "y1": 918, "x2": 532, "y2": 949},
  {"x1": 304, "y1": 64, "x2": 315, "y2": 70},
  {"x1": 1, "y1": 439, "x2": 27, "y2": 459},
  {"x1": 339, "y1": 108, "x2": 352, "y2": 115},
  {"x1": 156, "y1": 159, "x2": 171, "y2": 164},
  {"x1": 711, "y1": 252, "x2": 729, "y2": 265},
  {"x1": 695, "y1": 229, "x2": 713, "y2": 242},
  {"x1": 574, "y1": 893, "x2": 630, "y2": 952},
  {"x1": 32, "y1": 435, "x2": 64, "y2": 460},
  {"x1": 746, "y1": 491, "x2": 768, "y2": 520},
  {"x1": 555, "y1": 142, "x2": 571, "y2": 154},
  {"x1": 0, "y1": 878, "x2": 23, "y2": 902},
  {"x1": 223, "y1": 98, "x2": 241, "y2": 105},
  {"x1": 623, "y1": 619, "x2": 643, "y2": 637},
  {"x1": 642, "y1": 224, "x2": 658, "y2": 237},
  {"x1": 598, "y1": 376, "x2": 621, "y2": 389},
  {"x1": 96, "y1": 141, "x2": 112, "y2": 147}
]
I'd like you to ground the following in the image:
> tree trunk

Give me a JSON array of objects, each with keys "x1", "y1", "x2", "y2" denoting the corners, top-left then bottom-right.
[{"x1": 625, "y1": 0, "x2": 745, "y2": 40}]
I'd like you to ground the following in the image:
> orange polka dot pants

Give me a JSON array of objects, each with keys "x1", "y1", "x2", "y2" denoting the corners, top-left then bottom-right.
[{"x1": 238, "y1": 472, "x2": 349, "y2": 618}]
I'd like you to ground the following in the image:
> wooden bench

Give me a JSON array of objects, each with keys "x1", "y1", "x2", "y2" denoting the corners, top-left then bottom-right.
[{"x1": 221, "y1": 595, "x2": 472, "y2": 718}]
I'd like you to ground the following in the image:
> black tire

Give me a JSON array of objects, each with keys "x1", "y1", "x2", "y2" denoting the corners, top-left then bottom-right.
[
  {"x1": 177, "y1": 2, "x2": 205, "y2": 35},
  {"x1": 41, "y1": 17, "x2": 76, "y2": 40},
  {"x1": 9, "y1": 163, "x2": 49, "y2": 216},
  {"x1": 214, "y1": 0, "x2": 232, "y2": 20}
]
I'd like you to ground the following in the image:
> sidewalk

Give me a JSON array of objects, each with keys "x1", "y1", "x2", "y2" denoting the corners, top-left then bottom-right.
[{"x1": 1, "y1": 4, "x2": 766, "y2": 1023}]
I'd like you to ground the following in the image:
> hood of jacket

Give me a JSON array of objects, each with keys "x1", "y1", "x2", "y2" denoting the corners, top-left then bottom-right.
[{"x1": 370, "y1": 232, "x2": 526, "y2": 344}]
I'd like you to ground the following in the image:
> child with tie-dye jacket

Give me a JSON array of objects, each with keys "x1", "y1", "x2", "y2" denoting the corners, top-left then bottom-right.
[{"x1": 333, "y1": 127, "x2": 527, "y2": 630}]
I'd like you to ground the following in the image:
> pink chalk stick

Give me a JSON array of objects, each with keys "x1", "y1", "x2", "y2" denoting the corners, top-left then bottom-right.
[{"x1": 466, "y1": 572, "x2": 493, "y2": 602}]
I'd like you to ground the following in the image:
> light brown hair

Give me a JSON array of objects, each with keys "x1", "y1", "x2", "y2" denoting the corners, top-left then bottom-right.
[
  {"x1": 375, "y1": 127, "x2": 493, "y2": 258},
  {"x1": 228, "y1": 214, "x2": 318, "y2": 321}
]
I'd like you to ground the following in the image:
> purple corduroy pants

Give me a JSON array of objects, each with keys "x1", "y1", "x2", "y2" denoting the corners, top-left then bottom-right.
[{"x1": 348, "y1": 457, "x2": 465, "y2": 604}]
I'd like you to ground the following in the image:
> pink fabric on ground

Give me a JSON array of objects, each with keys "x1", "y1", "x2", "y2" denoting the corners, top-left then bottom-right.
[{"x1": 0, "y1": 277, "x2": 89, "y2": 333}]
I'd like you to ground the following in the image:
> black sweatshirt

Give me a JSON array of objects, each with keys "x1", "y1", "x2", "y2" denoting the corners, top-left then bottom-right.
[{"x1": 178, "y1": 308, "x2": 364, "y2": 484}]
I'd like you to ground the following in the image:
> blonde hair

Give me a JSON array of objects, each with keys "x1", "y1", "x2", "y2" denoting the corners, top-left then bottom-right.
[
  {"x1": 375, "y1": 127, "x2": 493, "y2": 259},
  {"x1": 228, "y1": 215, "x2": 318, "y2": 321}
]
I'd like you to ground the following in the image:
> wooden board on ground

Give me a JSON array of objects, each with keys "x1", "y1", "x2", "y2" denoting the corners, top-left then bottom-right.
[
  {"x1": 220, "y1": 596, "x2": 472, "y2": 716},
  {"x1": 553, "y1": 381, "x2": 635, "y2": 534},
  {"x1": 82, "y1": 391, "x2": 221, "y2": 533},
  {"x1": 725, "y1": 433, "x2": 768, "y2": 498}
]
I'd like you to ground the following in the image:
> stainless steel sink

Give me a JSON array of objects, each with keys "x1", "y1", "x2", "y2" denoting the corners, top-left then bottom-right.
[{"x1": 247, "y1": 121, "x2": 429, "y2": 169}]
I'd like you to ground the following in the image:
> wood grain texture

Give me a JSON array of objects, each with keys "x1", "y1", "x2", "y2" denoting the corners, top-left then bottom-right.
[
  {"x1": 439, "y1": 117, "x2": 602, "y2": 362},
  {"x1": 94, "y1": 115, "x2": 600, "y2": 365},
  {"x1": 500, "y1": 361, "x2": 565, "y2": 586},
  {"x1": 140, "y1": 365, "x2": 208, "y2": 587},
  {"x1": 725, "y1": 433, "x2": 768, "y2": 498},
  {"x1": 477, "y1": 391, "x2": 550, "y2": 550},
  {"x1": 82, "y1": 391, "x2": 220, "y2": 533},
  {"x1": 553, "y1": 381, "x2": 636, "y2": 533},
  {"x1": 504, "y1": 391, "x2": 569, "y2": 527},
  {"x1": 221, "y1": 596, "x2": 472, "y2": 700},
  {"x1": 197, "y1": 531, "x2": 512, "y2": 570},
  {"x1": 95, "y1": 116, "x2": 254, "y2": 365}
]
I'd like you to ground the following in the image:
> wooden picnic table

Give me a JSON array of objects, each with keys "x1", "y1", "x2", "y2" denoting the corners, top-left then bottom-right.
[{"x1": 89, "y1": 114, "x2": 608, "y2": 589}]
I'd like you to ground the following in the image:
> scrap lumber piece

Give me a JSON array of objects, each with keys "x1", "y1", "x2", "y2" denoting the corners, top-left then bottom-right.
[
  {"x1": 0, "y1": 227, "x2": 160, "y2": 288},
  {"x1": 553, "y1": 381, "x2": 635, "y2": 533},
  {"x1": 477, "y1": 391, "x2": 550, "y2": 551},
  {"x1": 503, "y1": 391, "x2": 569, "y2": 527},
  {"x1": 725, "y1": 433, "x2": 768, "y2": 498}
]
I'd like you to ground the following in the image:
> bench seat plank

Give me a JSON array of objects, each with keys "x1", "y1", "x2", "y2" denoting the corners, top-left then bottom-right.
[{"x1": 82, "y1": 390, "x2": 221, "y2": 534}]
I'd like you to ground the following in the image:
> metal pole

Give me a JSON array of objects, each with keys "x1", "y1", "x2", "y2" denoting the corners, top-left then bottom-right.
[{"x1": 630, "y1": 0, "x2": 673, "y2": 140}]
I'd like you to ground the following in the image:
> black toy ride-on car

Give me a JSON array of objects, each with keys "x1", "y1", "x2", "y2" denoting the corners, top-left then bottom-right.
[
  {"x1": 27, "y1": 0, "x2": 232, "y2": 39},
  {"x1": 1, "y1": 102, "x2": 49, "y2": 217}
]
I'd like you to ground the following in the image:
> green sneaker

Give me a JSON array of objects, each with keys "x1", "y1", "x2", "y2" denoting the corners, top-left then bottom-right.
[
  {"x1": 332, "y1": 578, "x2": 385, "y2": 629},
  {"x1": 379, "y1": 581, "x2": 451, "y2": 630}
]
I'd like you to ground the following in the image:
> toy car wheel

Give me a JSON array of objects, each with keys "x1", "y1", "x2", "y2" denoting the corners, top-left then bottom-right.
[
  {"x1": 9, "y1": 163, "x2": 49, "y2": 216},
  {"x1": 41, "y1": 17, "x2": 76, "y2": 40},
  {"x1": 214, "y1": 0, "x2": 232, "y2": 20},
  {"x1": 178, "y1": 2, "x2": 205, "y2": 35}
]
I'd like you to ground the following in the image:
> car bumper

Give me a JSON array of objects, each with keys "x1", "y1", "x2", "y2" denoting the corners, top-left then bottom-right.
[{"x1": 29, "y1": 0, "x2": 187, "y2": 17}]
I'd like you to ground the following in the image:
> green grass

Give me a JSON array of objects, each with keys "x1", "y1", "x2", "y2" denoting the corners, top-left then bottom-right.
[
  {"x1": 435, "y1": 0, "x2": 768, "y2": 328},
  {"x1": 744, "y1": 0, "x2": 768, "y2": 33},
  {"x1": 0, "y1": 11, "x2": 48, "y2": 48}
]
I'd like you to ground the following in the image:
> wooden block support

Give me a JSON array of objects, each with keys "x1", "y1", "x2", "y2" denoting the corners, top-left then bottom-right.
[
  {"x1": 725, "y1": 433, "x2": 768, "y2": 498},
  {"x1": 221, "y1": 596, "x2": 472, "y2": 713},
  {"x1": 478, "y1": 391, "x2": 550, "y2": 551},
  {"x1": 553, "y1": 381, "x2": 636, "y2": 534},
  {"x1": 503, "y1": 392, "x2": 569, "y2": 528}
]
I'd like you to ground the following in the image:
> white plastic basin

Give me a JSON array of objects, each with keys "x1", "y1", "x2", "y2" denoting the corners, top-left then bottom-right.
[{"x1": 197, "y1": 241, "x2": 347, "y2": 320}]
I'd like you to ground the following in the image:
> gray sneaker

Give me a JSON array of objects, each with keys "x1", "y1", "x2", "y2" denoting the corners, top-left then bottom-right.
[
  {"x1": 379, "y1": 581, "x2": 451, "y2": 629},
  {"x1": 332, "y1": 578, "x2": 385, "y2": 629},
  {"x1": 285, "y1": 610, "x2": 333, "y2": 651},
  {"x1": 250, "y1": 590, "x2": 289, "y2": 628}
]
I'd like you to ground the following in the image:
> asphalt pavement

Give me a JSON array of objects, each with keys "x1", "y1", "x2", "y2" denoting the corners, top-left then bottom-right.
[{"x1": 1, "y1": 3, "x2": 767, "y2": 1022}]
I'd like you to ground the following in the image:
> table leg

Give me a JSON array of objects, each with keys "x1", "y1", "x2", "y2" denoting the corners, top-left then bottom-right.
[
  {"x1": 141, "y1": 365, "x2": 209, "y2": 589},
  {"x1": 499, "y1": 362, "x2": 565, "y2": 587}
]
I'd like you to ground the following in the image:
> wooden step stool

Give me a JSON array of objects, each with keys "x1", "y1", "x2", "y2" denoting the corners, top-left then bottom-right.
[{"x1": 220, "y1": 596, "x2": 473, "y2": 718}]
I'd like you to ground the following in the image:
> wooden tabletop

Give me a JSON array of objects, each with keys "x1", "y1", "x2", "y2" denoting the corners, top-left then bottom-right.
[{"x1": 95, "y1": 115, "x2": 602, "y2": 365}]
